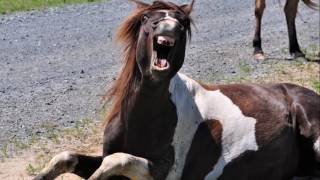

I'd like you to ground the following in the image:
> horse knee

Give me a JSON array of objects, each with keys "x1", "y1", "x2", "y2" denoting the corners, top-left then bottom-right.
[
  {"x1": 34, "y1": 151, "x2": 78, "y2": 180},
  {"x1": 89, "y1": 153, "x2": 153, "y2": 180},
  {"x1": 49, "y1": 151, "x2": 78, "y2": 172}
]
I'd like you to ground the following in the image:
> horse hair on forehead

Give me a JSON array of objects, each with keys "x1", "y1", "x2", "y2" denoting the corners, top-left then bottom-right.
[{"x1": 103, "y1": 0, "x2": 193, "y2": 126}]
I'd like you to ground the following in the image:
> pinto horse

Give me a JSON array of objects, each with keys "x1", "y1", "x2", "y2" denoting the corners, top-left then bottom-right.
[
  {"x1": 34, "y1": 0, "x2": 320, "y2": 179},
  {"x1": 253, "y1": 0, "x2": 318, "y2": 60}
]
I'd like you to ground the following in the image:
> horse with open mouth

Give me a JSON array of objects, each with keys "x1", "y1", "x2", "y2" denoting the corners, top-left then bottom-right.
[{"x1": 34, "y1": 0, "x2": 320, "y2": 179}]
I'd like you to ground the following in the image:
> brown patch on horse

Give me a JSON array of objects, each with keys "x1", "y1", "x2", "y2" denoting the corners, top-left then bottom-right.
[
  {"x1": 103, "y1": 0, "x2": 193, "y2": 127},
  {"x1": 182, "y1": 120, "x2": 223, "y2": 180},
  {"x1": 199, "y1": 82, "x2": 289, "y2": 145},
  {"x1": 207, "y1": 119, "x2": 223, "y2": 144}
]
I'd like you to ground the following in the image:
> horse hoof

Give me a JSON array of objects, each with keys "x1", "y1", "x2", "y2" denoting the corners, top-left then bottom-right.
[
  {"x1": 293, "y1": 52, "x2": 305, "y2": 58},
  {"x1": 254, "y1": 53, "x2": 265, "y2": 61},
  {"x1": 286, "y1": 52, "x2": 306, "y2": 60}
]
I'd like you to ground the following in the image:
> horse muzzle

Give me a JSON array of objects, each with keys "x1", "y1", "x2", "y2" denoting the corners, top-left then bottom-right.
[{"x1": 153, "y1": 17, "x2": 183, "y2": 39}]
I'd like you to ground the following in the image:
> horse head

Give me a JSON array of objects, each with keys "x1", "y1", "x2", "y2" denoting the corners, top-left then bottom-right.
[{"x1": 117, "y1": 0, "x2": 194, "y2": 83}]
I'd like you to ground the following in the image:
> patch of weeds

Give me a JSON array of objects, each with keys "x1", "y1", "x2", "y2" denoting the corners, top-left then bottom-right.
[
  {"x1": 280, "y1": 47, "x2": 288, "y2": 54},
  {"x1": 0, "y1": 0, "x2": 102, "y2": 14},
  {"x1": 225, "y1": 75, "x2": 249, "y2": 84},
  {"x1": 238, "y1": 62, "x2": 252, "y2": 74},
  {"x1": 204, "y1": 72, "x2": 220, "y2": 84},
  {"x1": 25, "y1": 153, "x2": 49, "y2": 176},
  {"x1": 40, "y1": 121, "x2": 60, "y2": 143},
  {"x1": 25, "y1": 163, "x2": 40, "y2": 176},
  {"x1": 1, "y1": 143, "x2": 9, "y2": 159},
  {"x1": 29, "y1": 132, "x2": 40, "y2": 145},
  {"x1": 64, "y1": 119, "x2": 84, "y2": 137},
  {"x1": 10, "y1": 138, "x2": 29, "y2": 150},
  {"x1": 312, "y1": 80, "x2": 320, "y2": 94},
  {"x1": 304, "y1": 44, "x2": 320, "y2": 62},
  {"x1": 224, "y1": 61, "x2": 253, "y2": 83}
]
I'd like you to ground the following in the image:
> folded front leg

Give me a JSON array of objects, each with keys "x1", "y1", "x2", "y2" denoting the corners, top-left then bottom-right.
[
  {"x1": 88, "y1": 152, "x2": 154, "y2": 180},
  {"x1": 33, "y1": 151, "x2": 102, "y2": 180}
]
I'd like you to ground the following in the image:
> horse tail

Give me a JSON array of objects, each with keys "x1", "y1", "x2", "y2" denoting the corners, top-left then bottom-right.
[{"x1": 302, "y1": 0, "x2": 318, "y2": 10}]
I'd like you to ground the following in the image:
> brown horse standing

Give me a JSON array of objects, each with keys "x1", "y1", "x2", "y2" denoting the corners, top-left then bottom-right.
[
  {"x1": 34, "y1": 1, "x2": 320, "y2": 179},
  {"x1": 253, "y1": 0, "x2": 318, "y2": 60}
]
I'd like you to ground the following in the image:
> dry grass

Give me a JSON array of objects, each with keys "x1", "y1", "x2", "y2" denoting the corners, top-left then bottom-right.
[
  {"x1": 226, "y1": 60, "x2": 320, "y2": 94},
  {"x1": 259, "y1": 61, "x2": 320, "y2": 93},
  {"x1": 0, "y1": 118, "x2": 103, "y2": 179}
]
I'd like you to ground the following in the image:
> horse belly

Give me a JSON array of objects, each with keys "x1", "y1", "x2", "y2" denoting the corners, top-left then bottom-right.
[
  {"x1": 179, "y1": 125, "x2": 298, "y2": 180},
  {"x1": 218, "y1": 128, "x2": 299, "y2": 180}
]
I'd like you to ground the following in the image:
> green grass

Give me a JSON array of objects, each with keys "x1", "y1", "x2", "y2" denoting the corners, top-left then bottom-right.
[
  {"x1": 1, "y1": 143, "x2": 9, "y2": 159},
  {"x1": 0, "y1": 0, "x2": 101, "y2": 14},
  {"x1": 312, "y1": 80, "x2": 320, "y2": 94}
]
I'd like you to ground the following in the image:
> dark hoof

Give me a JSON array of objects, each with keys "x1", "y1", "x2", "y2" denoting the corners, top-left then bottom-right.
[
  {"x1": 254, "y1": 53, "x2": 265, "y2": 61},
  {"x1": 286, "y1": 52, "x2": 306, "y2": 60}
]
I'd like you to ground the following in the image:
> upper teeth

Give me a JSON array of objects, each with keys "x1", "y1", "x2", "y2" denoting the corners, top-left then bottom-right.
[{"x1": 157, "y1": 36, "x2": 175, "y2": 47}]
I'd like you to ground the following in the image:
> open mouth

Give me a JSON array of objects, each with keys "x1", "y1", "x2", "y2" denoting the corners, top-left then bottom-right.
[{"x1": 152, "y1": 35, "x2": 175, "y2": 71}]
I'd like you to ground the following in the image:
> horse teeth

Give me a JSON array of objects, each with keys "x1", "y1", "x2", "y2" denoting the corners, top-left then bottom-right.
[{"x1": 157, "y1": 36, "x2": 175, "y2": 46}]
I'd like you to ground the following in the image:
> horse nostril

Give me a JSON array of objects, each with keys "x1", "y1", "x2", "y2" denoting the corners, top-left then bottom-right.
[{"x1": 152, "y1": 25, "x2": 157, "y2": 29}]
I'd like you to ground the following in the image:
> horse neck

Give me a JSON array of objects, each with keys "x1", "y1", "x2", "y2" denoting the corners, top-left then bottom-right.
[{"x1": 120, "y1": 75, "x2": 172, "y2": 124}]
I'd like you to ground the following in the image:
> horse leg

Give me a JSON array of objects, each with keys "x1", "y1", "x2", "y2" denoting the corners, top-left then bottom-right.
[
  {"x1": 33, "y1": 151, "x2": 102, "y2": 180},
  {"x1": 88, "y1": 152, "x2": 153, "y2": 180},
  {"x1": 253, "y1": 0, "x2": 266, "y2": 60},
  {"x1": 284, "y1": 0, "x2": 305, "y2": 59}
]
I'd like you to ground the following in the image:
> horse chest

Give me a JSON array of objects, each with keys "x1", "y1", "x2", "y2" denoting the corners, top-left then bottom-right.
[
  {"x1": 125, "y1": 103, "x2": 178, "y2": 158},
  {"x1": 166, "y1": 73, "x2": 259, "y2": 180}
]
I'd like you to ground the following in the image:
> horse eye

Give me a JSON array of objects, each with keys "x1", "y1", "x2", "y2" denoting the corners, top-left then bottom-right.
[{"x1": 142, "y1": 15, "x2": 149, "y2": 23}]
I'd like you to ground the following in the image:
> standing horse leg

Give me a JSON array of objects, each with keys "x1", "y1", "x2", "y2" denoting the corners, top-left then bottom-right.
[
  {"x1": 253, "y1": 0, "x2": 266, "y2": 60},
  {"x1": 284, "y1": 0, "x2": 305, "y2": 59},
  {"x1": 33, "y1": 151, "x2": 102, "y2": 180}
]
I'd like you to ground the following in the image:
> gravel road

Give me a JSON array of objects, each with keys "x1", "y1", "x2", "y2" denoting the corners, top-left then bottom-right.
[{"x1": 0, "y1": 0, "x2": 318, "y2": 151}]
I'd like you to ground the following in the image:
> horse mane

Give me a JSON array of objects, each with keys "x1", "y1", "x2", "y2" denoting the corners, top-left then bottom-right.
[{"x1": 102, "y1": 1, "x2": 193, "y2": 126}]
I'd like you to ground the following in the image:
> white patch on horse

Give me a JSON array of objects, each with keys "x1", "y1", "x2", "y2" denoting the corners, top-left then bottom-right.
[
  {"x1": 89, "y1": 153, "x2": 153, "y2": 180},
  {"x1": 314, "y1": 137, "x2": 320, "y2": 161},
  {"x1": 38, "y1": 151, "x2": 78, "y2": 178},
  {"x1": 167, "y1": 73, "x2": 259, "y2": 180},
  {"x1": 156, "y1": 10, "x2": 181, "y2": 25}
]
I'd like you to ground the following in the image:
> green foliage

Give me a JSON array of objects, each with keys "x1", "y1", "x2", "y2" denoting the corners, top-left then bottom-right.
[
  {"x1": 0, "y1": 0, "x2": 101, "y2": 14},
  {"x1": 312, "y1": 80, "x2": 320, "y2": 94},
  {"x1": 25, "y1": 163, "x2": 39, "y2": 175},
  {"x1": 238, "y1": 61, "x2": 252, "y2": 74},
  {"x1": 25, "y1": 153, "x2": 48, "y2": 175},
  {"x1": 0, "y1": 143, "x2": 9, "y2": 159}
]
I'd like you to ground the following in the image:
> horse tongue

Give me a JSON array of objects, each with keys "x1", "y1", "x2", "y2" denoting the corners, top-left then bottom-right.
[{"x1": 160, "y1": 59, "x2": 167, "y2": 68}]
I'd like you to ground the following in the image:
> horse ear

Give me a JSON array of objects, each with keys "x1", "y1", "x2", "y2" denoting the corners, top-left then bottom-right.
[
  {"x1": 129, "y1": 0, "x2": 149, "y2": 8},
  {"x1": 180, "y1": 0, "x2": 195, "y2": 15}
]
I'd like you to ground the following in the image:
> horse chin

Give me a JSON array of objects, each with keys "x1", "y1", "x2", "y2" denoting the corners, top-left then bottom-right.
[
  {"x1": 150, "y1": 67, "x2": 170, "y2": 82},
  {"x1": 150, "y1": 61, "x2": 171, "y2": 82}
]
